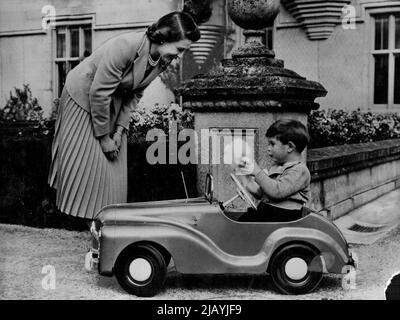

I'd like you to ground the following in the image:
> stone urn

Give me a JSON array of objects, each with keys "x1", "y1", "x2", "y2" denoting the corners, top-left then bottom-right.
[
  {"x1": 228, "y1": 0, "x2": 280, "y2": 29},
  {"x1": 179, "y1": 0, "x2": 327, "y2": 203}
]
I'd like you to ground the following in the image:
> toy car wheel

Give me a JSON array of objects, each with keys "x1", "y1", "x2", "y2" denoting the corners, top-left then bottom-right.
[
  {"x1": 270, "y1": 244, "x2": 323, "y2": 295},
  {"x1": 115, "y1": 244, "x2": 167, "y2": 297}
]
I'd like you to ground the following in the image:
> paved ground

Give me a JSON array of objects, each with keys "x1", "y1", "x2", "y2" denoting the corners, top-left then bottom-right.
[
  {"x1": 334, "y1": 189, "x2": 400, "y2": 245},
  {"x1": 1, "y1": 190, "x2": 400, "y2": 300}
]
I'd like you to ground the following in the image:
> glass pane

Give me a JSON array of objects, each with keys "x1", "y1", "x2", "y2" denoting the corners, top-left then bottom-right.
[
  {"x1": 375, "y1": 16, "x2": 389, "y2": 50},
  {"x1": 394, "y1": 55, "x2": 400, "y2": 104},
  {"x1": 266, "y1": 28, "x2": 273, "y2": 50},
  {"x1": 261, "y1": 31, "x2": 266, "y2": 46},
  {"x1": 69, "y1": 60, "x2": 79, "y2": 71},
  {"x1": 56, "y1": 29, "x2": 66, "y2": 58},
  {"x1": 396, "y1": 16, "x2": 400, "y2": 49},
  {"x1": 57, "y1": 62, "x2": 67, "y2": 97},
  {"x1": 70, "y1": 28, "x2": 79, "y2": 57},
  {"x1": 84, "y1": 28, "x2": 92, "y2": 56},
  {"x1": 373, "y1": 54, "x2": 389, "y2": 104}
]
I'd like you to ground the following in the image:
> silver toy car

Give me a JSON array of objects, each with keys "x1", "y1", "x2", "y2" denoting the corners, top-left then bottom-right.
[{"x1": 85, "y1": 173, "x2": 357, "y2": 297}]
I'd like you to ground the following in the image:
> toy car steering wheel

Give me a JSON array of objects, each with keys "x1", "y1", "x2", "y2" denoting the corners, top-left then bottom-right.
[{"x1": 230, "y1": 173, "x2": 257, "y2": 209}]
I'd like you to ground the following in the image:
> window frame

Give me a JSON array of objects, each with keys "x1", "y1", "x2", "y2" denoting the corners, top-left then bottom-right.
[
  {"x1": 52, "y1": 17, "x2": 93, "y2": 99},
  {"x1": 263, "y1": 24, "x2": 274, "y2": 50},
  {"x1": 369, "y1": 10, "x2": 400, "y2": 111}
]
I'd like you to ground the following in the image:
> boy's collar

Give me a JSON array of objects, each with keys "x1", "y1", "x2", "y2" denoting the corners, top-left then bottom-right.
[
  {"x1": 269, "y1": 160, "x2": 303, "y2": 175},
  {"x1": 282, "y1": 160, "x2": 302, "y2": 169}
]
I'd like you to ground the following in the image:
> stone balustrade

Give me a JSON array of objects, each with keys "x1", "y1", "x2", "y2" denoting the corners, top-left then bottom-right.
[{"x1": 308, "y1": 139, "x2": 400, "y2": 219}]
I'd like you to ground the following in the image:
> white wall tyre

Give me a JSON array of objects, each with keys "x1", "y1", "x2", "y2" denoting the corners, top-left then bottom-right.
[
  {"x1": 270, "y1": 244, "x2": 323, "y2": 295},
  {"x1": 128, "y1": 258, "x2": 153, "y2": 282},
  {"x1": 284, "y1": 257, "x2": 308, "y2": 281},
  {"x1": 115, "y1": 244, "x2": 167, "y2": 297}
]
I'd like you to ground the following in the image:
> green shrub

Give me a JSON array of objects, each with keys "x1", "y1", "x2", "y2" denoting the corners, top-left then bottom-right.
[
  {"x1": 308, "y1": 109, "x2": 400, "y2": 148},
  {"x1": 0, "y1": 84, "x2": 43, "y2": 122},
  {"x1": 3, "y1": 86, "x2": 398, "y2": 150},
  {"x1": 128, "y1": 106, "x2": 400, "y2": 148},
  {"x1": 128, "y1": 102, "x2": 194, "y2": 143}
]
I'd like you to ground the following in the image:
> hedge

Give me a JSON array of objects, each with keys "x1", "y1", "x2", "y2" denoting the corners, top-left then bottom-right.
[
  {"x1": 308, "y1": 109, "x2": 400, "y2": 149},
  {"x1": 0, "y1": 128, "x2": 197, "y2": 230},
  {"x1": 3, "y1": 89, "x2": 400, "y2": 149},
  {"x1": 128, "y1": 104, "x2": 400, "y2": 148},
  {"x1": 2, "y1": 97, "x2": 400, "y2": 230}
]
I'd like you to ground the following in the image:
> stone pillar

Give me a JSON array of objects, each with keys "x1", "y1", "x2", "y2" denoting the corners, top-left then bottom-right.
[{"x1": 179, "y1": 0, "x2": 327, "y2": 206}]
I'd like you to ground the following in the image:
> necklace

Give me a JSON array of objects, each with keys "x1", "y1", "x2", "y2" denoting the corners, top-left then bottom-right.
[{"x1": 148, "y1": 54, "x2": 161, "y2": 67}]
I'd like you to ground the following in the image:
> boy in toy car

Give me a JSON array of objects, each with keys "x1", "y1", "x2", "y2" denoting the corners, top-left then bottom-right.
[{"x1": 237, "y1": 119, "x2": 311, "y2": 222}]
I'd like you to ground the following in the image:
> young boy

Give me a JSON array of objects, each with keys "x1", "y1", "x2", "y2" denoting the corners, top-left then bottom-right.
[{"x1": 237, "y1": 119, "x2": 311, "y2": 222}]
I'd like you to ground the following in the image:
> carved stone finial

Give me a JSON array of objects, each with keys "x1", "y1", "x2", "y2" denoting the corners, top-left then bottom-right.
[
  {"x1": 227, "y1": 0, "x2": 280, "y2": 30},
  {"x1": 179, "y1": 0, "x2": 327, "y2": 113}
]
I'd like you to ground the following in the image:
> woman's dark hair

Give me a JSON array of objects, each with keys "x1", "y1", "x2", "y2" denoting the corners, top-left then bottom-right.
[
  {"x1": 266, "y1": 119, "x2": 310, "y2": 153},
  {"x1": 146, "y1": 11, "x2": 201, "y2": 44}
]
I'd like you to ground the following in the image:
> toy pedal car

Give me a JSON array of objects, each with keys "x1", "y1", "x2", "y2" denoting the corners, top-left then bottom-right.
[{"x1": 85, "y1": 173, "x2": 357, "y2": 297}]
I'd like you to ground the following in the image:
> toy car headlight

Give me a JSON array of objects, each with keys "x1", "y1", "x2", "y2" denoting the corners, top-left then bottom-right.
[
  {"x1": 349, "y1": 249, "x2": 358, "y2": 269},
  {"x1": 90, "y1": 221, "x2": 101, "y2": 241}
]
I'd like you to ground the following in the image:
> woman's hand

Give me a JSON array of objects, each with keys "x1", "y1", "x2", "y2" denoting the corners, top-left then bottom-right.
[
  {"x1": 112, "y1": 126, "x2": 124, "y2": 152},
  {"x1": 99, "y1": 135, "x2": 119, "y2": 161},
  {"x1": 113, "y1": 132, "x2": 122, "y2": 151}
]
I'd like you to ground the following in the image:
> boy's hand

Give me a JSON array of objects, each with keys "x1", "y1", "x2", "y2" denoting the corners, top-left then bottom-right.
[
  {"x1": 237, "y1": 156, "x2": 261, "y2": 176},
  {"x1": 236, "y1": 174, "x2": 263, "y2": 199},
  {"x1": 236, "y1": 174, "x2": 250, "y2": 186}
]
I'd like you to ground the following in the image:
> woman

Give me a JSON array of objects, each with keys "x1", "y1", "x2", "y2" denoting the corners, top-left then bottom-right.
[{"x1": 48, "y1": 11, "x2": 200, "y2": 220}]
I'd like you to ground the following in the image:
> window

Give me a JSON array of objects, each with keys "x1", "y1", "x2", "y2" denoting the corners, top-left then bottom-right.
[
  {"x1": 372, "y1": 14, "x2": 400, "y2": 108},
  {"x1": 262, "y1": 23, "x2": 274, "y2": 50},
  {"x1": 55, "y1": 25, "x2": 92, "y2": 97}
]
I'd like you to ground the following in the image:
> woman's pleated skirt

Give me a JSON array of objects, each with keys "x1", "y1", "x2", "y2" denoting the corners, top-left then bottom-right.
[{"x1": 48, "y1": 88, "x2": 127, "y2": 220}]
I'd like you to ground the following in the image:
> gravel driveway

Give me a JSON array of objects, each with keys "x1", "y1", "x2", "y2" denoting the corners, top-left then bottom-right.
[{"x1": 1, "y1": 222, "x2": 399, "y2": 300}]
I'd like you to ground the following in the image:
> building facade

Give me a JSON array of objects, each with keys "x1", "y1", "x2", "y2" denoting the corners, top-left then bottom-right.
[
  {"x1": 273, "y1": 0, "x2": 400, "y2": 112},
  {"x1": 0, "y1": 0, "x2": 399, "y2": 115}
]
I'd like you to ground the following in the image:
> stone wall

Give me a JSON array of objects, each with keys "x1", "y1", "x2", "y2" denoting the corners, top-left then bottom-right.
[{"x1": 308, "y1": 139, "x2": 400, "y2": 220}]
